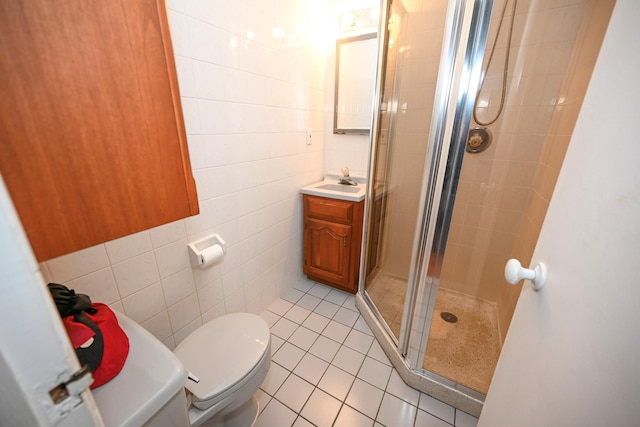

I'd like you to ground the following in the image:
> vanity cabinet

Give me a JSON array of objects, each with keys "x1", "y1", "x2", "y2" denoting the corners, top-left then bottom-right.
[
  {"x1": 0, "y1": 0, "x2": 198, "y2": 261},
  {"x1": 303, "y1": 195, "x2": 364, "y2": 294}
]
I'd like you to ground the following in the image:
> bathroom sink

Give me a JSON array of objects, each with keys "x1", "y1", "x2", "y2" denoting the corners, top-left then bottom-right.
[
  {"x1": 314, "y1": 184, "x2": 361, "y2": 193},
  {"x1": 300, "y1": 177, "x2": 366, "y2": 201}
]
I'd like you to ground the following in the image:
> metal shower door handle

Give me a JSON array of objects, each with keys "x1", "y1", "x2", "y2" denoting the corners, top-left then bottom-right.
[{"x1": 505, "y1": 259, "x2": 547, "y2": 291}]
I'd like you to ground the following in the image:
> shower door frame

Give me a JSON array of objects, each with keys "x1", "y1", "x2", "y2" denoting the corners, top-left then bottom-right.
[{"x1": 358, "y1": 0, "x2": 495, "y2": 411}]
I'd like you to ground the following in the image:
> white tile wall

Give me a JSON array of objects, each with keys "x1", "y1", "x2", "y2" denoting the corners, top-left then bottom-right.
[{"x1": 39, "y1": 0, "x2": 373, "y2": 349}]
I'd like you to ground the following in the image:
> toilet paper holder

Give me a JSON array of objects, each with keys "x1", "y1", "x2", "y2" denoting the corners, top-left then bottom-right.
[{"x1": 188, "y1": 234, "x2": 227, "y2": 268}]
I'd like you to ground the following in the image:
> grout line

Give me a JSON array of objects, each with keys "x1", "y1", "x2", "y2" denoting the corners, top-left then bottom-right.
[{"x1": 261, "y1": 282, "x2": 468, "y2": 427}]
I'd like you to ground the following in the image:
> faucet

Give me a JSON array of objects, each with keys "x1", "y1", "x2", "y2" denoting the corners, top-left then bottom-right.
[{"x1": 338, "y1": 166, "x2": 357, "y2": 186}]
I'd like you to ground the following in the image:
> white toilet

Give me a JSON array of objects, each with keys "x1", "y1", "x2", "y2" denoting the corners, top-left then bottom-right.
[
  {"x1": 91, "y1": 311, "x2": 270, "y2": 427},
  {"x1": 173, "y1": 313, "x2": 271, "y2": 427}
]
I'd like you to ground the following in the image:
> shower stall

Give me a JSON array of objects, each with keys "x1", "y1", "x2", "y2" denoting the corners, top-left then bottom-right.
[{"x1": 357, "y1": 0, "x2": 614, "y2": 415}]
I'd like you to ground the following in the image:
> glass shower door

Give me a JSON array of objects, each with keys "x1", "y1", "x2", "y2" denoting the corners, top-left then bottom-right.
[
  {"x1": 363, "y1": 0, "x2": 452, "y2": 342},
  {"x1": 363, "y1": 0, "x2": 615, "y2": 400}
]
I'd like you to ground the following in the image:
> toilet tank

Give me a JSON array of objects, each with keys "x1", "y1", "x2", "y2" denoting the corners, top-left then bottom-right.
[{"x1": 91, "y1": 311, "x2": 189, "y2": 427}]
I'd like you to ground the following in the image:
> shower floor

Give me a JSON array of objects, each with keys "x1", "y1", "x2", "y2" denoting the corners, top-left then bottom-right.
[
  {"x1": 423, "y1": 289, "x2": 500, "y2": 395},
  {"x1": 366, "y1": 273, "x2": 500, "y2": 395},
  {"x1": 365, "y1": 271, "x2": 407, "y2": 338}
]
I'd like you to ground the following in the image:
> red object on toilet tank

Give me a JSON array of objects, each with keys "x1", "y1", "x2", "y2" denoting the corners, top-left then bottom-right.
[
  {"x1": 83, "y1": 303, "x2": 129, "y2": 389},
  {"x1": 61, "y1": 302, "x2": 130, "y2": 389},
  {"x1": 49, "y1": 283, "x2": 129, "y2": 389}
]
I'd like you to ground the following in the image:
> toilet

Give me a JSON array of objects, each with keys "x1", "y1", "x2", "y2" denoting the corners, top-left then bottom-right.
[
  {"x1": 173, "y1": 313, "x2": 271, "y2": 427},
  {"x1": 91, "y1": 311, "x2": 270, "y2": 427}
]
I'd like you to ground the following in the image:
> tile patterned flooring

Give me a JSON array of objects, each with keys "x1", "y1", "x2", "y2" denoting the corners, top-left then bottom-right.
[{"x1": 255, "y1": 282, "x2": 479, "y2": 427}]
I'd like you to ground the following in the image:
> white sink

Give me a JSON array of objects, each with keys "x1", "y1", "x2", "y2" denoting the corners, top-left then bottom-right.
[
  {"x1": 300, "y1": 178, "x2": 366, "y2": 201},
  {"x1": 315, "y1": 184, "x2": 361, "y2": 193},
  {"x1": 92, "y1": 311, "x2": 187, "y2": 427}
]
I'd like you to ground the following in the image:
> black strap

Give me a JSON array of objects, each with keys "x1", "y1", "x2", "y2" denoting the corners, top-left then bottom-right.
[
  {"x1": 47, "y1": 283, "x2": 104, "y2": 371},
  {"x1": 47, "y1": 283, "x2": 92, "y2": 317}
]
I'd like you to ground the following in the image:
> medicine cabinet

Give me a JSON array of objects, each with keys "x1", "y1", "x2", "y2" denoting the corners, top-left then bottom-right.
[{"x1": 333, "y1": 33, "x2": 378, "y2": 135}]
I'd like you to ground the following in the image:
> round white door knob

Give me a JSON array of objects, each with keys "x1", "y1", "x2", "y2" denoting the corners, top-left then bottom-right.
[{"x1": 505, "y1": 258, "x2": 547, "y2": 291}]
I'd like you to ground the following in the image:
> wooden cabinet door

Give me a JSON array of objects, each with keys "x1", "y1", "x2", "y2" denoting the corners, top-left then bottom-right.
[
  {"x1": 304, "y1": 218, "x2": 352, "y2": 289},
  {"x1": 0, "y1": 0, "x2": 198, "y2": 261}
]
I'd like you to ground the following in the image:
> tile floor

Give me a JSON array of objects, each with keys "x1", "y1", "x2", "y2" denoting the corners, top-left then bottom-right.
[{"x1": 255, "y1": 282, "x2": 479, "y2": 427}]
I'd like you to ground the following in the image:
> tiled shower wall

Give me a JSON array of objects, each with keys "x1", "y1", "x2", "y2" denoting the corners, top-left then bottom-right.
[
  {"x1": 440, "y1": 0, "x2": 611, "y2": 308},
  {"x1": 38, "y1": 0, "x2": 359, "y2": 349},
  {"x1": 435, "y1": 0, "x2": 614, "y2": 342},
  {"x1": 497, "y1": 0, "x2": 615, "y2": 340}
]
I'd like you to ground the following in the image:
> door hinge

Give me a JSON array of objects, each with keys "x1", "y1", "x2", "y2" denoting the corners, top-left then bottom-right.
[{"x1": 49, "y1": 365, "x2": 93, "y2": 404}]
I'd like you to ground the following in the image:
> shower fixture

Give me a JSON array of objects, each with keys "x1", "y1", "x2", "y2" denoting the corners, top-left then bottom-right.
[
  {"x1": 466, "y1": 127, "x2": 492, "y2": 153},
  {"x1": 467, "y1": 0, "x2": 518, "y2": 154},
  {"x1": 473, "y1": 0, "x2": 518, "y2": 127}
]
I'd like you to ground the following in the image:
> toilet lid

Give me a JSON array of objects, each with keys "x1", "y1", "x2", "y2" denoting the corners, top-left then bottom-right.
[{"x1": 173, "y1": 313, "x2": 270, "y2": 405}]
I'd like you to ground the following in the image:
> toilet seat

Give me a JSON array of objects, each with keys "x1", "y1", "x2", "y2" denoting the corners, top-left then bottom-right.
[{"x1": 173, "y1": 313, "x2": 270, "y2": 411}]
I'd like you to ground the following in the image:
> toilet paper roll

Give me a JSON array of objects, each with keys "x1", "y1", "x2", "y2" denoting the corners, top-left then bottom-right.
[{"x1": 198, "y1": 244, "x2": 224, "y2": 267}]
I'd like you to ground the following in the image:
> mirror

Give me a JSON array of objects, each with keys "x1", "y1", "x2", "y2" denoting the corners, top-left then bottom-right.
[{"x1": 334, "y1": 33, "x2": 377, "y2": 135}]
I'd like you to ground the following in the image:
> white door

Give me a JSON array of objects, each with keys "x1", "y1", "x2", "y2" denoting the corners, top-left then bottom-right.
[
  {"x1": 479, "y1": 1, "x2": 640, "y2": 426},
  {"x1": 0, "y1": 176, "x2": 104, "y2": 426}
]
